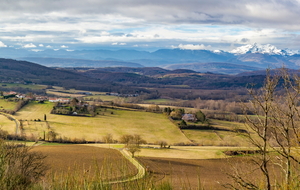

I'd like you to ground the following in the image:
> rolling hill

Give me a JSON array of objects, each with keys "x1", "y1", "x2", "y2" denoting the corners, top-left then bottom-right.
[
  {"x1": 19, "y1": 57, "x2": 144, "y2": 68},
  {"x1": 164, "y1": 62, "x2": 260, "y2": 75},
  {"x1": 0, "y1": 58, "x2": 138, "y2": 93}
]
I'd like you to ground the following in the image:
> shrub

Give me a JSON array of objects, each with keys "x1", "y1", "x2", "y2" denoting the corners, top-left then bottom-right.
[{"x1": 0, "y1": 140, "x2": 48, "y2": 189}]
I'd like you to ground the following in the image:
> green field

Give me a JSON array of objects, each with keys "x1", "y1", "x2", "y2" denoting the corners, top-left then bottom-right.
[
  {"x1": 0, "y1": 115, "x2": 16, "y2": 134},
  {"x1": 46, "y1": 90, "x2": 86, "y2": 98},
  {"x1": 86, "y1": 143, "x2": 235, "y2": 159},
  {"x1": 0, "y1": 99, "x2": 17, "y2": 110},
  {"x1": 14, "y1": 101, "x2": 190, "y2": 144},
  {"x1": 182, "y1": 120, "x2": 250, "y2": 146},
  {"x1": 143, "y1": 98, "x2": 176, "y2": 104},
  {"x1": 84, "y1": 94, "x2": 123, "y2": 101},
  {"x1": 11, "y1": 101, "x2": 250, "y2": 146}
]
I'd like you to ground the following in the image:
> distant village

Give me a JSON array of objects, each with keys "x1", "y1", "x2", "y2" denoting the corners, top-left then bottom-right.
[{"x1": 2, "y1": 91, "x2": 70, "y2": 103}]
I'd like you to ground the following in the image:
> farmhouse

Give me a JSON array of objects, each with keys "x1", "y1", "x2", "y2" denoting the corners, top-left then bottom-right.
[
  {"x1": 49, "y1": 97, "x2": 70, "y2": 103},
  {"x1": 35, "y1": 96, "x2": 48, "y2": 101},
  {"x1": 16, "y1": 94, "x2": 26, "y2": 99},
  {"x1": 3, "y1": 91, "x2": 17, "y2": 95},
  {"x1": 182, "y1": 113, "x2": 197, "y2": 122},
  {"x1": 77, "y1": 92, "x2": 92, "y2": 95}
]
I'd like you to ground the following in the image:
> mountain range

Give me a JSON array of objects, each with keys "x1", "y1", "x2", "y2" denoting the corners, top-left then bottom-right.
[
  {"x1": 1, "y1": 43, "x2": 300, "y2": 74},
  {"x1": 0, "y1": 58, "x2": 268, "y2": 93}
]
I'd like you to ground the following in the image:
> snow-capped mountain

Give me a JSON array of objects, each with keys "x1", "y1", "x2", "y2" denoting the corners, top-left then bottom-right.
[
  {"x1": 1, "y1": 43, "x2": 300, "y2": 74},
  {"x1": 230, "y1": 43, "x2": 299, "y2": 56}
]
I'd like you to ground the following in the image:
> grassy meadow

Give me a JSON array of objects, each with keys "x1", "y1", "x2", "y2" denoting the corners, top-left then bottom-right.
[
  {"x1": 84, "y1": 94, "x2": 123, "y2": 101},
  {"x1": 0, "y1": 114, "x2": 16, "y2": 133},
  {"x1": 46, "y1": 90, "x2": 86, "y2": 98},
  {"x1": 0, "y1": 99, "x2": 18, "y2": 110},
  {"x1": 84, "y1": 143, "x2": 228, "y2": 159},
  {"x1": 14, "y1": 101, "x2": 190, "y2": 144},
  {"x1": 182, "y1": 119, "x2": 250, "y2": 146},
  {"x1": 143, "y1": 98, "x2": 176, "y2": 104},
  {"x1": 11, "y1": 100, "x2": 251, "y2": 146}
]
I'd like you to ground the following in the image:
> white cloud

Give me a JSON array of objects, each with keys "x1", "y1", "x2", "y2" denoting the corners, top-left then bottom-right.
[
  {"x1": 0, "y1": 1, "x2": 300, "y2": 50},
  {"x1": 111, "y1": 42, "x2": 126, "y2": 46},
  {"x1": 23, "y1": 43, "x2": 36, "y2": 48},
  {"x1": 46, "y1": 45, "x2": 52, "y2": 48},
  {"x1": 172, "y1": 44, "x2": 211, "y2": 50},
  {"x1": 0, "y1": 41, "x2": 7, "y2": 47},
  {"x1": 39, "y1": 44, "x2": 44, "y2": 47},
  {"x1": 31, "y1": 49, "x2": 43, "y2": 52},
  {"x1": 133, "y1": 44, "x2": 149, "y2": 47}
]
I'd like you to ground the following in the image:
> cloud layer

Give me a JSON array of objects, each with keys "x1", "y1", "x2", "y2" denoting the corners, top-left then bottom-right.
[{"x1": 0, "y1": 0, "x2": 300, "y2": 51}]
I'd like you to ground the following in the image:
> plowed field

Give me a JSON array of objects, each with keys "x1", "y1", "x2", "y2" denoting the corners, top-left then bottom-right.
[
  {"x1": 138, "y1": 156, "x2": 281, "y2": 190},
  {"x1": 32, "y1": 145, "x2": 137, "y2": 181}
]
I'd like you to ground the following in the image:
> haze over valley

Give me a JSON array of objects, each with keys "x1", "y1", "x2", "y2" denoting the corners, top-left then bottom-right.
[{"x1": 1, "y1": 1, "x2": 300, "y2": 189}]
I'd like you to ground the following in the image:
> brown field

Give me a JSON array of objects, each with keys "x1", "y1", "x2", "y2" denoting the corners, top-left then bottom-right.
[
  {"x1": 30, "y1": 144, "x2": 287, "y2": 189},
  {"x1": 32, "y1": 145, "x2": 137, "y2": 181},
  {"x1": 137, "y1": 156, "x2": 282, "y2": 190}
]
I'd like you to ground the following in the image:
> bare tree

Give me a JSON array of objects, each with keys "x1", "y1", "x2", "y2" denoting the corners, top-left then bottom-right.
[
  {"x1": 47, "y1": 130, "x2": 58, "y2": 142},
  {"x1": 0, "y1": 140, "x2": 48, "y2": 189},
  {"x1": 102, "y1": 133, "x2": 114, "y2": 144},
  {"x1": 123, "y1": 134, "x2": 146, "y2": 157},
  {"x1": 119, "y1": 134, "x2": 134, "y2": 146},
  {"x1": 267, "y1": 68, "x2": 300, "y2": 189},
  {"x1": 127, "y1": 143, "x2": 141, "y2": 158},
  {"x1": 226, "y1": 68, "x2": 300, "y2": 189}
]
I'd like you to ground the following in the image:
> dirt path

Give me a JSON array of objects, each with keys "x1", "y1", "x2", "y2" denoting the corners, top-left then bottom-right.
[
  {"x1": 105, "y1": 148, "x2": 146, "y2": 184},
  {"x1": 33, "y1": 143, "x2": 146, "y2": 184},
  {"x1": 0, "y1": 112, "x2": 20, "y2": 135}
]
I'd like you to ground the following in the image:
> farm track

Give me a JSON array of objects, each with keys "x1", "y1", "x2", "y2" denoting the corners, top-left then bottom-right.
[
  {"x1": 137, "y1": 157, "x2": 166, "y2": 182},
  {"x1": 0, "y1": 112, "x2": 20, "y2": 135},
  {"x1": 214, "y1": 131, "x2": 224, "y2": 140},
  {"x1": 105, "y1": 148, "x2": 146, "y2": 184}
]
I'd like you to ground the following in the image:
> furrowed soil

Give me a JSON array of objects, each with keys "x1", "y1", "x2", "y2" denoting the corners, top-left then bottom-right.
[
  {"x1": 32, "y1": 145, "x2": 138, "y2": 181},
  {"x1": 137, "y1": 156, "x2": 282, "y2": 190}
]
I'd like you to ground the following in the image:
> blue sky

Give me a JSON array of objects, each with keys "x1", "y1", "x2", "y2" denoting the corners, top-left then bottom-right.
[{"x1": 0, "y1": 0, "x2": 300, "y2": 52}]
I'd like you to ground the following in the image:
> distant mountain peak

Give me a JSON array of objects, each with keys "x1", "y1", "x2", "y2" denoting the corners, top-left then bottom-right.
[
  {"x1": 213, "y1": 50, "x2": 223, "y2": 54},
  {"x1": 230, "y1": 43, "x2": 299, "y2": 56}
]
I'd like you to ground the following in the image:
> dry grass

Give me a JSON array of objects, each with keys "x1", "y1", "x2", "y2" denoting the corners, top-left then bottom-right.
[
  {"x1": 0, "y1": 99, "x2": 18, "y2": 110},
  {"x1": 182, "y1": 130, "x2": 249, "y2": 146},
  {"x1": 181, "y1": 119, "x2": 251, "y2": 146},
  {"x1": 85, "y1": 144, "x2": 242, "y2": 159},
  {"x1": 46, "y1": 90, "x2": 86, "y2": 98},
  {"x1": 0, "y1": 115, "x2": 16, "y2": 133},
  {"x1": 84, "y1": 95, "x2": 122, "y2": 101},
  {"x1": 138, "y1": 146, "x2": 236, "y2": 159},
  {"x1": 14, "y1": 101, "x2": 190, "y2": 144}
]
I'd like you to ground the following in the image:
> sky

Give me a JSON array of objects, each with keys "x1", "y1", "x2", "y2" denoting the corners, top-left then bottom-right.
[{"x1": 1, "y1": 0, "x2": 300, "y2": 52}]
